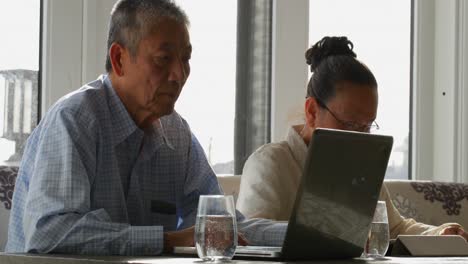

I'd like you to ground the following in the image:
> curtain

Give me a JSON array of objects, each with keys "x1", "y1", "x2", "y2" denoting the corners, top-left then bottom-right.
[{"x1": 234, "y1": 0, "x2": 272, "y2": 174}]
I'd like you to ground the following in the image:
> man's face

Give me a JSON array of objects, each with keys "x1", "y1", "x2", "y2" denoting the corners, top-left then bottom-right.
[
  {"x1": 315, "y1": 82, "x2": 378, "y2": 133},
  {"x1": 121, "y1": 18, "x2": 191, "y2": 126}
]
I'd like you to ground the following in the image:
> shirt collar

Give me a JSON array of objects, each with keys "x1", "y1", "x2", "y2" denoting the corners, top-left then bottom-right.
[
  {"x1": 286, "y1": 125, "x2": 308, "y2": 168},
  {"x1": 150, "y1": 118, "x2": 175, "y2": 150},
  {"x1": 103, "y1": 75, "x2": 174, "y2": 150},
  {"x1": 103, "y1": 75, "x2": 141, "y2": 146}
]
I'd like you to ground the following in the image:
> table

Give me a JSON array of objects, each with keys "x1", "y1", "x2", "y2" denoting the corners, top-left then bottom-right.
[{"x1": 1, "y1": 253, "x2": 468, "y2": 264}]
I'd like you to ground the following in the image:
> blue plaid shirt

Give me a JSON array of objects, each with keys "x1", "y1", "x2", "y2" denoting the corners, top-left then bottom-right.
[{"x1": 6, "y1": 75, "x2": 286, "y2": 255}]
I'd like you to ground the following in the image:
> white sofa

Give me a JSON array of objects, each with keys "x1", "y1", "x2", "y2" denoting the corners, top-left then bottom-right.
[
  {"x1": 2, "y1": 168, "x2": 468, "y2": 251},
  {"x1": 384, "y1": 180, "x2": 468, "y2": 228}
]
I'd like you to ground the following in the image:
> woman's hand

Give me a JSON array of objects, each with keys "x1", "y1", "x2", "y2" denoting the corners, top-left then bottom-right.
[{"x1": 439, "y1": 225, "x2": 468, "y2": 241}]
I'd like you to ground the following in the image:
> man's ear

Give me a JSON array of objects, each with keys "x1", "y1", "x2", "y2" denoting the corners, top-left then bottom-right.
[
  {"x1": 109, "y1": 43, "x2": 126, "y2": 76},
  {"x1": 305, "y1": 97, "x2": 320, "y2": 129}
]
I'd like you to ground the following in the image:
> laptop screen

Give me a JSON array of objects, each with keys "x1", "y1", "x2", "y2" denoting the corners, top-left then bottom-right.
[{"x1": 282, "y1": 128, "x2": 393, "y2": 259}]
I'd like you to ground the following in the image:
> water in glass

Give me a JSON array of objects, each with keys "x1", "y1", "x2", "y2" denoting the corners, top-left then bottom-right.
[
  {"x1": 365, "y1": 201, "x2": 389, "y2": 258},
  {"x1": 195, "y1": 195, "x2": 237, "y2": 261},
  {"x1": 195, "y1": 215, "x2": 236, "y2": 261},
  {"x1": 367, "y1": 222, "x2": 390, "y2": 257}
]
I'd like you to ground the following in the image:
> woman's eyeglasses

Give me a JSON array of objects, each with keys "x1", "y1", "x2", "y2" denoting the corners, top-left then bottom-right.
[{"x1": 311, "y1": 96, "x2": 380, "y2": 133}]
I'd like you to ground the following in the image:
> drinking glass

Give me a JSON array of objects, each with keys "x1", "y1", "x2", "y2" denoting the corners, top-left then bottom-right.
[
  {"x1": 365, "y1": 201, "x2": 390, "y2": 258},
  {"x1": 195, "y1": 195, "x2": 237, "y2": 262}
]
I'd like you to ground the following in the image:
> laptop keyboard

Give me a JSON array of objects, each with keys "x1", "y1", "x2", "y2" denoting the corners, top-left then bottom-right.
[{"x1": 237, "y1": 246, "x2": 282, "y2": 252}]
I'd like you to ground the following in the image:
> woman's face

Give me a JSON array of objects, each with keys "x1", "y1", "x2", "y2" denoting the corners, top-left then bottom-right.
[{"x1": 306, "y1": 82, "x2": 378, "y2": 133}]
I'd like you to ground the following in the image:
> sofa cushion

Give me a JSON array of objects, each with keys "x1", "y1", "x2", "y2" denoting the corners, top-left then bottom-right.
[
  {"x1": 217, "y1": 175, "x2": 241, "y2": 203},
  {"x1": 385, "y1": 180, "x2": 468, "y2": 229},
  {"x1": 0, "y1": 166, "x2": 18, "y2": 251}
]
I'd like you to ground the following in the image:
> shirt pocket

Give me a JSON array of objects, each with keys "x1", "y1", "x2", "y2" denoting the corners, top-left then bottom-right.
[{"x1": 151, "y1": 199, "x2": 177, "y2": 230}]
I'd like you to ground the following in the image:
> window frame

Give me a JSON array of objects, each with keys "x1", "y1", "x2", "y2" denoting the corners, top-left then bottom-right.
[
  {"x1": 412, "y1": 0, "x2": 468, "y2": 182},
  {"x1": 273, "y1": 0, "x2": 468, "y2": 183},
  {"x1": 271, "y1": 0, "x2": 309, "y2": 142},
  {"x1": 0, "y1": 0, "x2": 43, "y2": 165},
  {"x1": 42, "y1": 0, "x2": 112, "y2": 114}
]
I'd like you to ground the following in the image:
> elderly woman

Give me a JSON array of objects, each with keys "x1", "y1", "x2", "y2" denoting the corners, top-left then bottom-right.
[{"x1": 236, "y1": 36, "x2": 467, "y2": 240}]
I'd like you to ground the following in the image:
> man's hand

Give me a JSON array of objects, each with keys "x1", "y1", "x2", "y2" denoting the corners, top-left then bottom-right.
[
  {"x1": 164, "y1": 226, "x2": 195, "y2": 253},
  {"x1": 164, "y1": 226, "x2": 249, "y2": 253},
  {"x1": 439, "y1": 225, "x2": 468, "y2": 241},
  {"x1": 238, "y1": 232, "x2": 249, "y2": 246}
]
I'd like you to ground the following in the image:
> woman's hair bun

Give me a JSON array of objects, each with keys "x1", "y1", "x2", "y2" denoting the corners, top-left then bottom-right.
[{"x1": 305, "y1": 36, "x2": 356, "y2": 72}]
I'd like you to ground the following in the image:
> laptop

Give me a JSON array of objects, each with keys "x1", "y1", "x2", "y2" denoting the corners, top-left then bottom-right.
[{"x1": 174, "y1": 128, "x2": 393, "y2": 260}]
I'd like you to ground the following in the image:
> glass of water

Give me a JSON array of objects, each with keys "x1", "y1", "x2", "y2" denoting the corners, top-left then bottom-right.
[
  {"x1": 195, "y1": 195, "x2": 237, "y2": 262},
  {"x1": 365, "y1": 201, "x2": 390, "y2": 258}
]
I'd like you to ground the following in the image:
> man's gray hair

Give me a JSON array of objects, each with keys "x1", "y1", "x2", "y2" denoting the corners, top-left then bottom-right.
[{"x1": 105, "y1": 0, "x2": 189, "y2": 72}]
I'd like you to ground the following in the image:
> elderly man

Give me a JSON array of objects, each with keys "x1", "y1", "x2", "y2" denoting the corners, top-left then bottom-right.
[{"x1": 6, "y1": 0, "x2": 285, "y2": 255}]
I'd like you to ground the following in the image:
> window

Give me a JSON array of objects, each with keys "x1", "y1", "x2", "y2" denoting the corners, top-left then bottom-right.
[
  {"x1": 0, "y1": 0, "x2": 41, "y2": 165},
  {"x1": 176, "y1": 1, "x2": 238, "y2": 174},
  {"x1": 309, "y1": 0, "x2": 412, "y2": 179}
]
